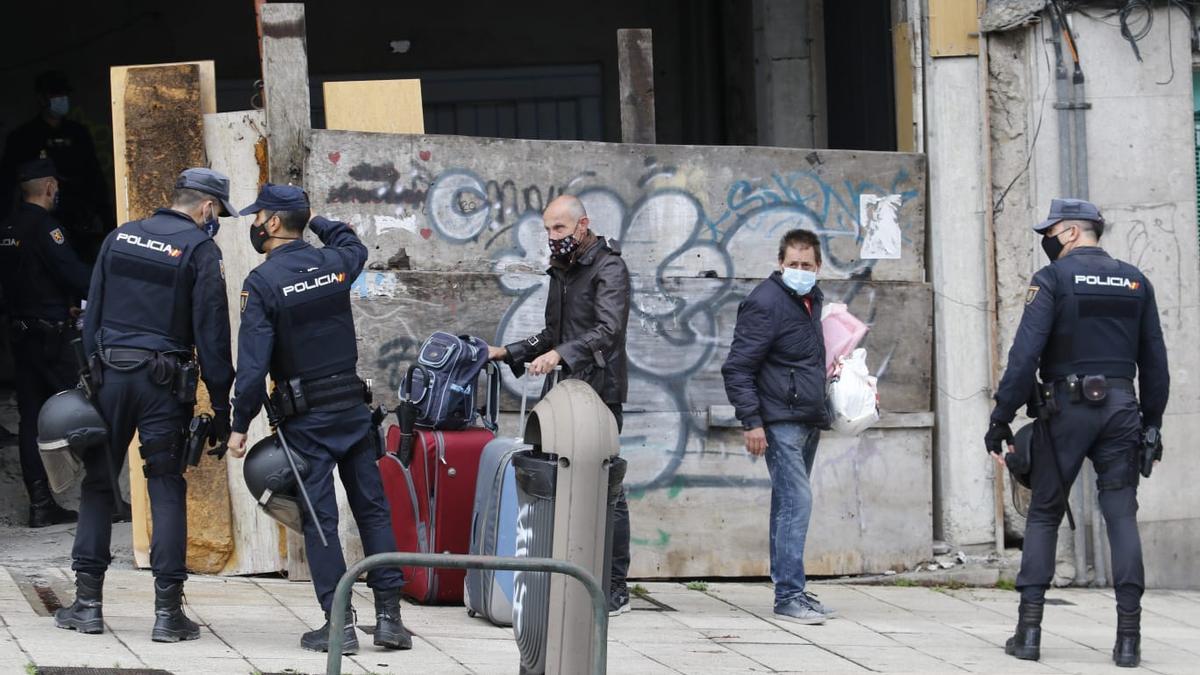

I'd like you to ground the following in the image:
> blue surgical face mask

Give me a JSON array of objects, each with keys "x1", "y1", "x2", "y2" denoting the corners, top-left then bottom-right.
[
  {"x1": 48, "y1": 96, "x2": 69, "y2": 118},
  {"x1": 780, "y1": 267, "x2": 817, "y2": 295}
]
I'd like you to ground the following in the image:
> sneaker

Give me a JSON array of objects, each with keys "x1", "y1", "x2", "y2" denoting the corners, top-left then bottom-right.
[
  {"x1": 774, "y1": 597, "x2": 826, "y2": 625},
  {"x1": 803, "y1": 591, "x2": 838, "y2": 618},
  {"x1": 608, "y1": 588, "x2": 631, "y2": 616}
]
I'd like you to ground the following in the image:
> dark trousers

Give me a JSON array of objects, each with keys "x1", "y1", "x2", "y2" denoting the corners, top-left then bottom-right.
[
  {"x1": 1017, "y1": 386, "x2": 1145, "y2": 613},
  {"x1": 608, "y1": 404, "x2": 630, "y2": 593},
  {"x1": 74, "y1": 365, "x2": 189, "y2": 582},
  {"x1": 285, "y1": 407, "x2": 404, "y2": 614},
  {"x1": 9, "y1": 323, "x2": 78, "y2": 492}
]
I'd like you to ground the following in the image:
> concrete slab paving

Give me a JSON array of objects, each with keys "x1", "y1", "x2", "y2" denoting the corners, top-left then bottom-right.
[{"x1": 2, "y1": 567, "x2": 1195, "y2": 674}]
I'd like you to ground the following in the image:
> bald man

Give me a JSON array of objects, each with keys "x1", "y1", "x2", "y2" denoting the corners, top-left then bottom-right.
[{"x1": 488, "y1": 194, "x2": 634, "y2": 615}]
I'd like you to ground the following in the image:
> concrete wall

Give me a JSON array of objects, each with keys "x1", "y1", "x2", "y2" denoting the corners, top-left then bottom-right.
[
  {"x1": 752, "y1": 0, "x2": 828, "y2": 149},
  {"x1": 988, "y1": 9, "x2": 1200, "y2": 587},
  {"x1": 305, "y1": 130, "x2": 933, "y2": 577}
]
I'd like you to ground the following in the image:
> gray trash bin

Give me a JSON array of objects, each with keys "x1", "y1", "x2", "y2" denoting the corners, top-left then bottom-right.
[{"x1": 513, "y1": 451, "x2": 558, "y2": 675}]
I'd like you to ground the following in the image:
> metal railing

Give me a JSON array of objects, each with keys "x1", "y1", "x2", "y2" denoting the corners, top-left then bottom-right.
[{"x1": 327, "y1": 552, "x2": 608, "y2": 675}]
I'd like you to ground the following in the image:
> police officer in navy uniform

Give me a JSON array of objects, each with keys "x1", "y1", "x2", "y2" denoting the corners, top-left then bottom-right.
[
  {"x1": 0, "y1": 71, "x2": 112, "y2": 261},
  {"x1": 986, "y1": 199, "x2": 1169, "y2": 668},
  {"x1": 55, "y1": 168, "x2": 236, "y2": 643},
  {"x1": 226, "y1": 184, "x2": 411, "y2": 655},
  {"x1": 0, "y1": 157, "x2": 91, "y2": 527}
]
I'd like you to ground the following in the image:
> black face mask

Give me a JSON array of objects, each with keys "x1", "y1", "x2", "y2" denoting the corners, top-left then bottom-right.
[
  {"x1": 250, "y1": 220, "x2": 270, "y2": 254},
  {"x1": 1041, "y1": 232, "x2": 1065, "y2": 262}
]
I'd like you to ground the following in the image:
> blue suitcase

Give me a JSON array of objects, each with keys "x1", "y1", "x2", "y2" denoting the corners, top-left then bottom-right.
[{"x1": 464, "y1": 436, "x2": 527, "y2": 625}]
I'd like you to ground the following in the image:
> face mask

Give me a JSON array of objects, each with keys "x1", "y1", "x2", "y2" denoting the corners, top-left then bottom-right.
[
  {"x1": 781, "y1": 267, "x2": 817, "y2": 295},
  {"x1": 1041, "y1": 231, "x2": 1066, "y2": 262},
  {"x1": 548, "y1": 232, "x2": 579, "y2": 259},
  {"x1": 48, "y1": 96, "x2": 69, "y2": 118},
  {"x1": 250, "y1": 220, "x2": 270, "y2": 254},
  {"x1": 202, "y1": 204, "x2": 220, "y2": 238}
]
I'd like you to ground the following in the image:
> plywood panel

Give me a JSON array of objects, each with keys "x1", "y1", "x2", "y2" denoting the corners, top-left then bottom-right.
[
  {"x1": 893, "y1": 22, "x2": 916, "y2": 152},
  {"x1": 203, "y1": 110, "x2": 285, "y2": 575},
  {"x1": 323, "y1": 80, "x2": 425, "y2": 135},
  {"x1": 109, "y1": 61, "x2": 216, "y2": 569},
  {"x1": 929, "y1": 0, "x2": 980, "y2": 57}
]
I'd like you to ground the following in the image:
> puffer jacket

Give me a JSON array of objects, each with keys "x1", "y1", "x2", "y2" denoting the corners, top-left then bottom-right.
[
  {"x1": 721, "y1": 271, "x2": 829, "y2": 429},
  {"x1": 505, "y1": 236, "x2": 630, "y2": 404}
]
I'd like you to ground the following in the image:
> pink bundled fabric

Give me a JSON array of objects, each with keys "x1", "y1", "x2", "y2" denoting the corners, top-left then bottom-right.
[{"x1": 821, "y1": 303, "x2": 868, "y2": 377}]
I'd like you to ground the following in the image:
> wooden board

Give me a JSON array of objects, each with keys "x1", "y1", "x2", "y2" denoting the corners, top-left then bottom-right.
[
  {"x1": 350, "y1": 272, "x2": 933, "y2": 415},
  {"x1": 110, "y1": 61, "x2": 217, "y2": 569},
  {"x1": 202, "y1": 110, "x2": 286, "y2": 575},
  {"x1": 893, "y1": 22, "x2": 916, "y2": 153},
  {"x1": 617, "y1": 29, "x2": 655, "y2": 144},
  {"x1": 262, "y1": 3, "x2": 311, "y2": 185},
  {"x1": 929, "y1": 0, "x2": 980, "y2": 57},
  {"x1": 323, "y1": 80, "x2": 425, "y2": 134},
  {"x1": 110, "y1": 62, "x2": 216, "y2": 224}
]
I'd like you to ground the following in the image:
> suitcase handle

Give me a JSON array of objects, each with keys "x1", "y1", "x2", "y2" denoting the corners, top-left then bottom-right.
[{"x1": 515, "y1": 365, "x2": 559, "y2": 441}]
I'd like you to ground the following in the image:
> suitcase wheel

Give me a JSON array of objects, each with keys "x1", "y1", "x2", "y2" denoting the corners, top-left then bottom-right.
[{"x1": 467, "y1": 609, "x2": 476, "y2": 618}]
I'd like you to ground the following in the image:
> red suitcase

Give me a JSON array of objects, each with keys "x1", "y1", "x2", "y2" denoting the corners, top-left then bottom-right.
[{"x1": 380, "y1": 424, "x2": 494, "y2": 604}]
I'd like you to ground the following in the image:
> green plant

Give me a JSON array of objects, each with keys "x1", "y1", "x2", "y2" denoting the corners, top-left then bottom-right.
[
  {"x1": 24, "y1": 664, "x2": 36, "y2": 675},
  {"x1": 686, "y1": 581, "x2": 709, "y2": 591},
  {"x1": 631, "y1": 584, "x2": 650, "y2": 598},
  {"x1": 996, "y1": 578, "x2": 1016, "y2": 591},
  {"x1": 890, "y1": 578, "x2": 918, "y2": 587}
]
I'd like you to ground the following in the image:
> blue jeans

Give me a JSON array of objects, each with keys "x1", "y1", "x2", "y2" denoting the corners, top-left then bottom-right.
[{"x1": 764, "y1": 421, "x2": 820, "y2": 606}]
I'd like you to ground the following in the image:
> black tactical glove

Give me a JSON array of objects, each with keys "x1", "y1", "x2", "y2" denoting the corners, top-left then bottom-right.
[
  {"x1": 207, "y1": 408, "x2": 232, "y2": 459},
  {"x1": 984, "y1": 420, "x2": 1013, "y2": 456}
]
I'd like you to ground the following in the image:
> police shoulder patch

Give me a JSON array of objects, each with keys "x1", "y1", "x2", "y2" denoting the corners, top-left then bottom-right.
[
  {"x1": 49, "y1": 228, "x2": 65, "y2": 245},
  {"x1": 240, "y1": 291, "x2": 249, "y2": 313},
  {"x1": 1025, "y1": 285, "x2": 1040, "y2": 305}
]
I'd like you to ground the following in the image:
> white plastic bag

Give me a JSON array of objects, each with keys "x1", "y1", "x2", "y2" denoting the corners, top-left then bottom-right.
[{"x1": 826, "y1": 348, "x2": 879, "y2": 436}]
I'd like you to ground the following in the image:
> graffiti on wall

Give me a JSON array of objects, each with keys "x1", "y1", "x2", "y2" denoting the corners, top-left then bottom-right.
[{"x1": 333, "y1": 154, "x2": 923, "y2": 496}]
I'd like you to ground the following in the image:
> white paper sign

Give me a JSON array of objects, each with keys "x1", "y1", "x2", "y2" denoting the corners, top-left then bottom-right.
[{"x1": 859, "y1": 194, "x2": 903, "y2": 260}]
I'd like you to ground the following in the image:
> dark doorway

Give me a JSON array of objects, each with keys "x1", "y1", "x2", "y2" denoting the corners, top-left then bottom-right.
[{"x1": 823, "y1": 0, "x2": 898, "y2": 151}]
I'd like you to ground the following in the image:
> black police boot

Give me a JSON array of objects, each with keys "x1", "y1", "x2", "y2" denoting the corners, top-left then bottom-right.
[
  {"x1": 28, "y1": 479, "x2": 78, "y2": 528},
  {"x1": 1004, "y1": 598, "x2": 1044, "y2": 661},
  {"x1": 301, "y1": 608, "x2": 358, "y2": 654},
  {"x1": 373, "y1": 588, "x2": 413, "y2": 650},
  {"x1": 1113, "y1": 608, "x2": 1141, "y2": 668},
  {"x1": 54, "y1": 571, "x2": 105, "y2": 634},
  {"x1": 151, "y1": 580, "x2": 201, "y2": 643}
]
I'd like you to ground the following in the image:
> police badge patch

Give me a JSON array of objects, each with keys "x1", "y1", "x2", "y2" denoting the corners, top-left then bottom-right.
[
  {"x1": 240, "y1": 291, "x2": 249, "y2": 312},
  {"x1": 49, "y1": 228, "x2": 65, "y2": 245},
  {"x1": 1025, "y1": 285, "x2": 1040, "y2": 305}
]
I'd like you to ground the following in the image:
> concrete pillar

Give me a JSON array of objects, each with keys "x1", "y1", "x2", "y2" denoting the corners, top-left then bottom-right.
[
  {"x1": 752, "y1": 0, "x2": 827, "y2": 148},
  {"x1": 925, "y1": 54, "x2": 996, "y2": 545}
]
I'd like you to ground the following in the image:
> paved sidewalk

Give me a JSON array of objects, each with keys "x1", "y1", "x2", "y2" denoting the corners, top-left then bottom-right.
[{"x1": 0, "y1": 567, "x2": 1196, "y2": 674}]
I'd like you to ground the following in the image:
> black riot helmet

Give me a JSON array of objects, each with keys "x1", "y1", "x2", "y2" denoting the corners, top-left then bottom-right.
[
  {"x1": 243, "y1": 434, "x2": 308, "y2": 533},
  {"x1": 1007, "y1": 423, "x2": 1034, "y2": 490},
  {"x1": 37, "y1": 388, "x2": 109, "y2": 493}
]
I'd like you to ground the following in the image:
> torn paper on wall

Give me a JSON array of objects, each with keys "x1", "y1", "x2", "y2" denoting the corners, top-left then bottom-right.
[{"x1": 860, "y1": 194, "x2": 903, "y2": 260}]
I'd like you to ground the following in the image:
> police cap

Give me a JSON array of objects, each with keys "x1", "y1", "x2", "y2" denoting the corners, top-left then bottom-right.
[
  {"x1": 176, "y1": 168, "x2": 239, "y2": 217},
  {"x1": 17, "y1": 157, "x2": 58, "y2": 182},
  {"x1": 238, "y1": 183, "x2": 310, "y2": 216},
  {"x1": 1034, "y1": 198, "x2": 1104, "y2": 233}
]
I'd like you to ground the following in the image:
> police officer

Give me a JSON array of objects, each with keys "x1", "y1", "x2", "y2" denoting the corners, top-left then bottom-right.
[
  {"x1": 0, "y1": 71, "x2": 112, "y2": 261},
  {"x1": 55, "y1": 168, "x2": 235, "y2": 643},
  {"x1": 226, "y1": 184, "x2": 411, "y2": 655},
  {"x1": 0, "y1": 157, "x2": 91, "y2": 527},
  {"x1": 986, "y1": 198, "x2": 1169, "y2": 668}
]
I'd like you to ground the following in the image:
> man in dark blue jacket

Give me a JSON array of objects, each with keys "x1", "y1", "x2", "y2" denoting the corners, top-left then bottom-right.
[
  {"x1": 226, "y1": 184, "x2": 410, "y2": 655},
  {"x1": 721, "y1": 228, "x2": 832, "y2": 625},
  {"x1": 0, "y1": 157, "x2": 91, "y2": 527}
]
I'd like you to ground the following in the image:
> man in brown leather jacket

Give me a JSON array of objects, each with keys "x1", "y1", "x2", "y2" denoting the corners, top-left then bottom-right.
[{"x1": 488, "y1": 194, "x2": 633, "y2": 615}]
